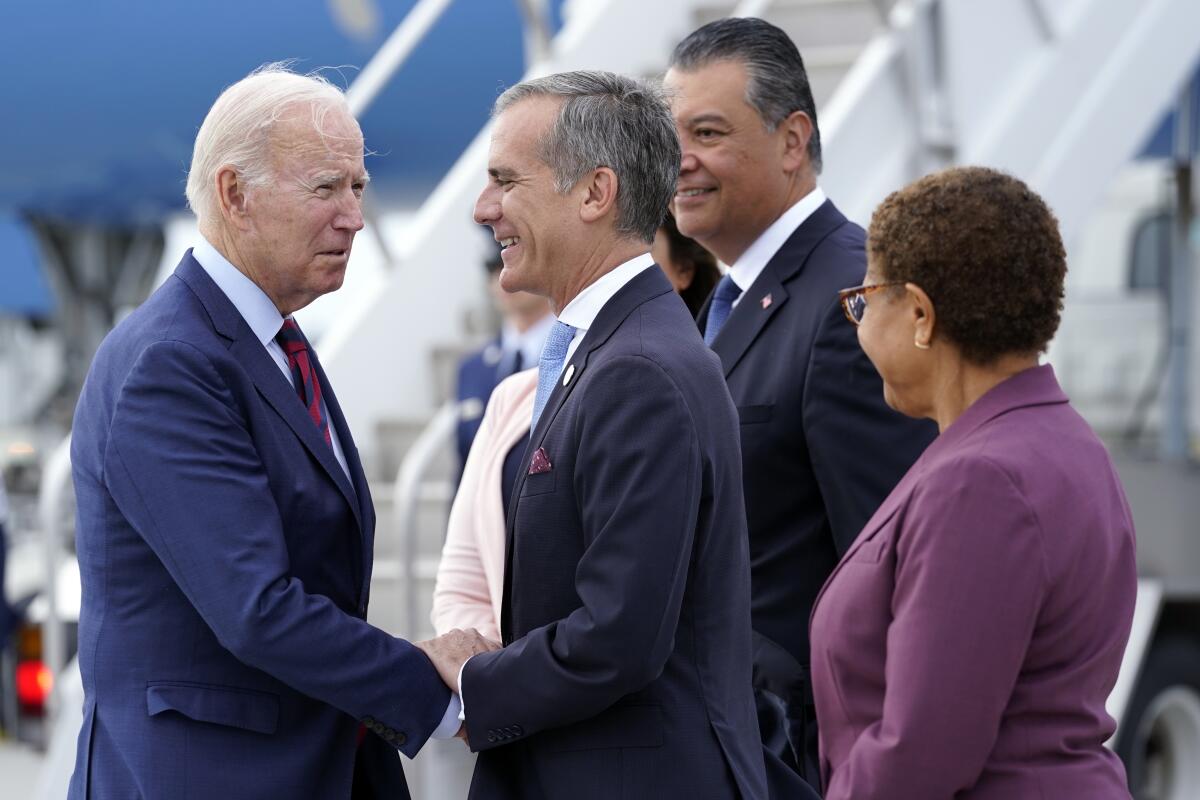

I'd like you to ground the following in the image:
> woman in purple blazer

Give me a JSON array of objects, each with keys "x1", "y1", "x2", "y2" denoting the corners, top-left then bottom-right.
[{"x1": 810, "y1": 166, "x2": 1137, "y2": 800}]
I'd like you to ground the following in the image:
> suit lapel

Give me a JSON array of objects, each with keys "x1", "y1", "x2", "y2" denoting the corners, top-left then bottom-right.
[
  {"x1": 710, "y1": 271, "x2": 788, "y2": 378},
  {"x1": 499, "y1": 267, "x2": 674, "y2": 642},
  {"x1": 707, "y1": 200, "x2": 851, "y2": 378},
  {"x1": 176, "y1": 253, "x2": 364, "y2": 535}
]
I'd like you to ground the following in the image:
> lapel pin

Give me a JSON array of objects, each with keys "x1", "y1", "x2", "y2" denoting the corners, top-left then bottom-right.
[
  {"x1": 761, "y1": 294, "x2": 773, "y2": 310},
  {"x1": 563, "y1": 364, "x2": 575, "y2": 386}
]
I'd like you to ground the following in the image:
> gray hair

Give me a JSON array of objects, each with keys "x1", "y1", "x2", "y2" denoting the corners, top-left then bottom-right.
[
  {"x1": 185, "y1": 62, "x2": 356, "y2": 226},
  {"x1": 669, "y1": 17, "x2": 823, "y2": 174},
  {"x1": 494, "y1": 70, "x2": 680, "y2": 243}
]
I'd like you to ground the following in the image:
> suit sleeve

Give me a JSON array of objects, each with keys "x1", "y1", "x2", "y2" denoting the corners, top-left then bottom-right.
[
  {"x1": 460, "y1": 355, "x2": 701, "y2": 748},
  {"x1": 804, "y1": 297, "x2": 935, "y2": 554},
  {"x1": 824, "y1": 458, "x2": 1048, "y2": 799},
  {"x1": 103, "y1": 340, "x2": 449, "y2": 757}
]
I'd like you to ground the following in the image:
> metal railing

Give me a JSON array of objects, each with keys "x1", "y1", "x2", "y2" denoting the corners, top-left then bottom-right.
[
  {"x1": 36, "y1": 433, "x2": 72, "y2": 716},
  {"x1": 390, "y1": 398, "x2": 482, "y2": 637}
]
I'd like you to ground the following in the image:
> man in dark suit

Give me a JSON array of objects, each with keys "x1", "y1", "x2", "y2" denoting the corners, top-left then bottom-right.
[
  {"x1": 665, "y1": 18, "x2": 938, "y2": 790},
  {"x1": 418, "y1": 70, "x2": 806, "y2": 800},
  {"x1": 67, "y1": 64, "x2": 493, "y2": 799},
  {"x1": 454, "y1": 249, "x2": 552, "y2": 472}
]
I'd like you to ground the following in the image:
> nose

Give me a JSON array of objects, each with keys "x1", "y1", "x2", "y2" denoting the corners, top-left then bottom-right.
[
  {"x1": 335, "y1": 188, "x2": 365, "y2": 232},
  {"x1": 679, "y1": 148, "x2": 700, "y2": 174},
  {"x1": 474, "y1": 182, "x2": 499, "y2": 226}
]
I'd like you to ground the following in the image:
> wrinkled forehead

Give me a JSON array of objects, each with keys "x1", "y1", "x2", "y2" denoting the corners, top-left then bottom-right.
[{"x1": 270, "y1": 103, "x2": 365, "y2": 168}]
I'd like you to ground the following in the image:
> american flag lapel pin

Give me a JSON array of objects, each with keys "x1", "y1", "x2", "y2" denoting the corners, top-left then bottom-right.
[{"x1": 761, "y1": 293, "x2": 773, "y2": 310}]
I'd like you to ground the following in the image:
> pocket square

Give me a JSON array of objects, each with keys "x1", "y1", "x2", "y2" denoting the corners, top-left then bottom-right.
[{"x1": 528, "y1": 447, "x2": 552, "y2": 475}]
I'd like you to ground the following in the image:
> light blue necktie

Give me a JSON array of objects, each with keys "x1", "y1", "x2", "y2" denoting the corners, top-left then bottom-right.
[
  {"x1": 531, "y1": 320, "x2": 577, "y2": 428},
  {"x1": 704, "y1": 274, "x2": 744, "y2": 346}
]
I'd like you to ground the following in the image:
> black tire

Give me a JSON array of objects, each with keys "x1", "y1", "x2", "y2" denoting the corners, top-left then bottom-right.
[{"x1": 1115, "y1": 635, "x2": 1200, "y2": 800}]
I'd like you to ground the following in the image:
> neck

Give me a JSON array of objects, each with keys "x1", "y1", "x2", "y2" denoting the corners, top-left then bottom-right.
[
  {"x1": 550, "y1": 237, "x2": 648, "y2": 315},
  {"x1": 929, "y1": 352, "x2": 1040, "y2": 432},
  {"x1": 711, "y1": 171, "x2": 816, "y2": 265},
  {"x1": 201, "y1": 221, "x2": 292, "y2": 315}
]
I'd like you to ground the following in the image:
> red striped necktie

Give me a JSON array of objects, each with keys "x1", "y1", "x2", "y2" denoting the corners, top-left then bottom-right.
[{"x1": 274, "y1": 319, "x2": 332, "y2": 447}]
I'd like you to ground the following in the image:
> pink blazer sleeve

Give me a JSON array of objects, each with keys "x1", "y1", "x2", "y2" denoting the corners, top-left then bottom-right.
[{"x1": 431, "y1": 370, "x2": 537, "y2": 641}]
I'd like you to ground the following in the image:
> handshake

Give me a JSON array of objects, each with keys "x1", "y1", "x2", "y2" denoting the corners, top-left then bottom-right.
[{"x1": 415, "y1": 628, "x2": 501, "y2": 692}]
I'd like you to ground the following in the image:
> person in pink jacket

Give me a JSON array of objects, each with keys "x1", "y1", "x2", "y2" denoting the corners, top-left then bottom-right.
[
  {"x1": 810, "y1": 166, "x2": 1136, "y2": 799},
  {"x1": 432, "y1": 369, "x2": 536, "y2": 641}
]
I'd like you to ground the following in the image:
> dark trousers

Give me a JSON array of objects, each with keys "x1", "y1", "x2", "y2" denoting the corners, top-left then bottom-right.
[{"x1": 753, "y1": 632, "x2": 821, "y2": 797}]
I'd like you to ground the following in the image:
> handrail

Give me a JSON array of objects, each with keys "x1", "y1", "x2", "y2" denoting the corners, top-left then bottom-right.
[
  {"x1": 36, "y1": 432, "x2": 72, "y2": 715},
  {"x1": 343, "y1": 0, "x2": 455, "y2": 119},
  {"x1": 391, "y1": 399, "x2": 482, "y2": 637}
]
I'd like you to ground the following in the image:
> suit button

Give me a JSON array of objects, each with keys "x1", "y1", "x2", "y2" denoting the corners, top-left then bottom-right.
[
  {"x1": 362, "y1": 716, "x2": 375, "y2": 727},
  {"x1": 373, "y1": 722, "x2": 385, "y2": 734},
  {"x1": 394, "y1": 731, "x2": 406, "y2": 746},
  {"x1": 512, "y1": 725, "x2": 523, "y2": 736},
  {"x1": 384, "y1": 729, "x2": 396, "y2": 742}
]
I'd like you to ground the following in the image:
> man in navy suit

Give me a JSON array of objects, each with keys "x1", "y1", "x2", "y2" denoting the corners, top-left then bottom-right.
[
  {"x1": 665, "y1": 18, "x2": 937, "y2": 790},
  {"x1": 68, "y1": 64, "x2": 494, "y2": 799},
  {"x1": 417, "y1": 70, "x2": 810, "y2": 800}
]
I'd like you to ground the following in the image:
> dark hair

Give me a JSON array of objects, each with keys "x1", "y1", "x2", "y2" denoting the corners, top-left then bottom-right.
[
  {"x1": 868, "y1": 166, "x2": 1067, "y2": 364},
  {"x1": 669, "y1": 17, "x2": 822, "y2": 174},
  {"x1": 495, "y1": 70, "x2": 680, "y2": 243},
  {"x1": 660, "y1": 212, "x2": 720, "y2": 316}
]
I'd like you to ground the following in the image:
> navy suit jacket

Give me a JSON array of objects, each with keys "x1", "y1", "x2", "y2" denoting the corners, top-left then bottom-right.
[
  {"x1": 68, "y1": 253, "x2": 449, "y2": 799},
  {"x1": 455, "y1": 339, "x2": 507, "y2": 469},
  {"x1": 460, "y1": 267, "x2": 770, "y2": 800},
  {"x1": 697, "y1": 200, "x2": 936, "y2": 758}
]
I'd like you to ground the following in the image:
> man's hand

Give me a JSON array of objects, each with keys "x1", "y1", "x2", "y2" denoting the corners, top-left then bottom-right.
[{"x1": 415, "y1": 628, "x2": 501, "y2": 690}]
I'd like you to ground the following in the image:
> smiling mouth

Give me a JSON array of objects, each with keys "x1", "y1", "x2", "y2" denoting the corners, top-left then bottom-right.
[
  {"x1": 676, "y1": 188, "x2": 715, "y2": 199},
  {"x1": 499, "y1": 237, "x2": 520, "y2": 250}
]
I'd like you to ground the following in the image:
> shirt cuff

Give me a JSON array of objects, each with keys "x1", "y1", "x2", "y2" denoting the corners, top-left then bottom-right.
[
  {"x1": 431, "y1": 692, "x2": 463, "y2": 739},
  {"x1": 456, "y1": 657, "x2": 471, "y2": 722}
]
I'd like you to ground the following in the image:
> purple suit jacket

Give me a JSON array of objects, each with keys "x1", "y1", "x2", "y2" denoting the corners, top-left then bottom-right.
[{"x1": 810, "y1": 365, "x2": 1136, "y2": 800}]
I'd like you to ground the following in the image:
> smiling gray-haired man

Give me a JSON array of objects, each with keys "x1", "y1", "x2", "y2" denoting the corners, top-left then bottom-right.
[{"x1": 414, "y1": 69, "x2": 797, "y2": 799}]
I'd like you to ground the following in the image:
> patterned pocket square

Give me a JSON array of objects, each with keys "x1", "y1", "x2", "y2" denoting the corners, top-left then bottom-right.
[{"x1": 528, "y1": 447, "x2": 552, "y2": 475}]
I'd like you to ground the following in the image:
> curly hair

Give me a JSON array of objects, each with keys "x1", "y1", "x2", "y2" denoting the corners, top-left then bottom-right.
[{"x1": 867, "y1": 166, "x2": 1066, "y2": 365}]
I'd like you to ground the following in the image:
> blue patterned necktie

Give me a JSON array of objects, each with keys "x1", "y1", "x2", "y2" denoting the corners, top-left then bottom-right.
[
  {"x1": 704, "y1": 274, "x2": 744, "y2": 346},
  {"x1": 531, "y1": 320, "x2": 577, "y2": 428}
]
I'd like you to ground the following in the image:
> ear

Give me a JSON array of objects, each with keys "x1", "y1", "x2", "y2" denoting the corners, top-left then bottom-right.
[
  {"x1": 779, "y1": 110, "x2": 813, "y2": 173},
  {"x1": 579, "y1": 167, "x2": 619, "y2": 224},
  {"x1": 905, "y1": 282, "x2": 937, "y2": 348},
  {"x1": 216, "y1": 166, "x2": 252, "y2": 231}
]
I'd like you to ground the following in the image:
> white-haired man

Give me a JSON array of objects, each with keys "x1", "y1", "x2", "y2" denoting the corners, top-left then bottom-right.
[{"x1": 68, "y1": 64, "x2": 494, "y2": 799}]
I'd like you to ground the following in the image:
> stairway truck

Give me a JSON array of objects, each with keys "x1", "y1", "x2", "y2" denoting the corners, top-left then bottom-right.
[{"x1": 1051, "y1": 158, "x2": 1200, "y2": 800}]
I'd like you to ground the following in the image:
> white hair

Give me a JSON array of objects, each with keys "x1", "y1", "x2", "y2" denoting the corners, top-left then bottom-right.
[{"x1": 185, "y1": 62, "x2": 354, "y2": 226}]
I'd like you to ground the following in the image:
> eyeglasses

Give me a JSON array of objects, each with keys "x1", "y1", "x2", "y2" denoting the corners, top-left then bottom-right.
[{"x1": 837, "y1": 282, "x2": 905, "y2": 326}]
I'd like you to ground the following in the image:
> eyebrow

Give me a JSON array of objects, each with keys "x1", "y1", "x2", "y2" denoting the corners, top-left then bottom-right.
[
  {"x1": 685, "y1": 113, "x2": 730, "y2": 127},
  {"x1": 309, "y1": 170, "x2": 371, "y2": 186},
  {"x1": 488, "y1": 167, "x2": 517, "y2": 181}
]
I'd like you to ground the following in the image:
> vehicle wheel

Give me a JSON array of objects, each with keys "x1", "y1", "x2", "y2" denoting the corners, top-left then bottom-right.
[{"x1": 1116, "y1": 636, "x2": 1200, "y2": 800}]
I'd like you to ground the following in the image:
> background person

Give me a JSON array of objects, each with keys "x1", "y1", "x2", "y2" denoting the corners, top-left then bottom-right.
[
  {"x1": 653, "y1": 211, "x2": 721, "y2": 316},
  {"x1": 810, "y1": 166, "x2": 1136, "y2": 800},
  {"x1": 454, "y1": 247, "x2": 553, "y2": 474},
  {"x1": 664, "y1": 17, "x2": 936, "y2": 787}
]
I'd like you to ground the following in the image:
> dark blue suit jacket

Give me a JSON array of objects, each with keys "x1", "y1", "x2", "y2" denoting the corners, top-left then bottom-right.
[
  {"x1": 68, "y1": 253, "x2": 449, "y2": 799},
  {"x1": 698, "y1": 200, "x2": 936, "y2": 778},
  {"x1": 460, "y1": 266, "x2": 770, "y2": 800},
  {"x1": 455, "y1": 339, "x2": 507, "y2": 469}
]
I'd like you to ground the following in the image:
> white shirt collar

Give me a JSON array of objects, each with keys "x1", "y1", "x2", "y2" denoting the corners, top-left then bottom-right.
[
  {"x1": 557, "y1": 252, "x2": 655, "y2": 337},
  {"x1": 728, "y1": 186, "x2": 827, "y2": 293},
  {"x1": 191, "y1": 237, "x2": 286, "y2": 346},
  {"x1": 500, "y1": 312, "x2": 555, "y2": 367}
]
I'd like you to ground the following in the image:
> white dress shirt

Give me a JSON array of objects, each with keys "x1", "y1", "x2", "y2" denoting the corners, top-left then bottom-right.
[
  {"x1": 192, "y1": 238, "x2": 463, "y2": 738},
  {"x1": 726, "y1": 186, "x2": 826, "y2": 307},
  {"x1": 500, "y1": 313, "x2": 556, "y2": 372},
  {"x1": 557, "y1": 252, "x2": 656, "y2": 365}
]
